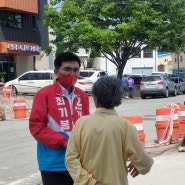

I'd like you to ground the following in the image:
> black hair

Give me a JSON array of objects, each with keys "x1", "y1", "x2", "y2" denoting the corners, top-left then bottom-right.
[
  {"x1": 54, "y1": 52, "x2": 81, "y2": 69},
  {"x1": 92, "y1": 76, "x2": 124, "y2": 109}
]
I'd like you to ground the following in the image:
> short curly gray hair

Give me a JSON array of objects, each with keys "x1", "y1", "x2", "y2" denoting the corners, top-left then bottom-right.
[{"x1": 92, "y1": 76, "x2": 124, "y2": 109}]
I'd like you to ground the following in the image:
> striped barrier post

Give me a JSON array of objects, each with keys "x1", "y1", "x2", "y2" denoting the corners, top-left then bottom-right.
[
  {"x1": 155, "y1": 105, "x2": 179, "y2": 145},
  {"x1": 122, "y1": 115, "x2": 145, "y2": 147}
]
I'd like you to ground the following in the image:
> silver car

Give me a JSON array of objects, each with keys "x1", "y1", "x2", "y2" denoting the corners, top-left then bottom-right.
[{"x1": 140, "y1": 75, "x2": 177, "y2": 99}]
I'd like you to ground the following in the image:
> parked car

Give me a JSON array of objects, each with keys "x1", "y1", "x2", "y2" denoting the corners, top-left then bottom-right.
[
  {"x1": 4, "y1": 70, "x2": 55, "y2": 95},
  {"x1": 151, "y1": 72, "x2": 169, "y2": 79},
  {"x1": 5, "y1": 70, "x2": 93, "y2": 95},
  {"x1": 75, "y1": 76, "x2": 93, "y2": 94},
  {"x1": 179, "y1": 72, "x2": 185, "y2": 82},
  {"x1": 151, "y1": 72, "x2": 167, "y2": 75},
  {"x1": 169, "y1": 77, "x2": 185, "y2": 95},
  {"x1": 140, "y1": 75, "x2": 177, "y2": 99},
  {"x1": 151, "y1": 72, "x2": 177, "y2": 79},
  {"x1": 79, "y1": 69, "x2": 108, "y2": 83}
]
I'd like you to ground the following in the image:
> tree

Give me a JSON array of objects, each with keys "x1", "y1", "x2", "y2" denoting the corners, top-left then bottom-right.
[{"x1": 44, "y1": 0, "x2": 185, "y2": 77}]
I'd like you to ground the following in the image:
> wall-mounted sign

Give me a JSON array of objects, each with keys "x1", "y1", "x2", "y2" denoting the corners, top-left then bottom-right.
[{"x1": 8, "y1": 43, "x2": 41, "y2": 53}]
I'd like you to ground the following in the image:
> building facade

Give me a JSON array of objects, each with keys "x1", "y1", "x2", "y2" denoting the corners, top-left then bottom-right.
[
  {"x1": 157, "y1": 52, "x2": 173, "y2": 74},
  {"x1": 157, "y1": 52, "x2": 185, "y2": 75},
  {"x1": 0, "y1": 0, "x2": 48, "y2": 82},
  {"x1": 171, "y1": 52, "x2": 185, "y2": 74},
  {"x1": 92, "y1": 48, "x2": 157, "y2": 75}
]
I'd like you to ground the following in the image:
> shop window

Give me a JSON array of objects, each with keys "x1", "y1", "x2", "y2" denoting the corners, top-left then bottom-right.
[{"x1": 0, "y1": 10, "x2": 22, "y2": 29}]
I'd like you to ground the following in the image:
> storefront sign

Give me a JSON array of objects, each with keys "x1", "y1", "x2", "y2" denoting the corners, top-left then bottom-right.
[{"x1": 8, "y1": 43, "x2": 41, "y2": 53}]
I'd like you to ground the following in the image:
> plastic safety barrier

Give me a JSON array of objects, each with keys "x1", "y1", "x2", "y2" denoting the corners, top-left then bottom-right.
[
  {"x1": 2, "y1": 86, "x2": 12, "y2": 98},
  {"x1": 176, "y1": 103, "x2": 185, "y2": 138},
  {"x1": 13, "y1": 98, "x2": 26, "y2": 119},
  {"x1": 122, "y1": 115, "x2": 145, "y2": 147},
  {"x1": 155, "y1": 104, "x2": 179, "y2": 145}
]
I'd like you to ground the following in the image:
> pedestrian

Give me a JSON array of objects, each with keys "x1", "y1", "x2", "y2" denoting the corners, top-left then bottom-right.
[
  {"x1": 29, "y1": 52, "x2": 90, "y2": 185},
  {"x1": 128, "y1": 77, "x2": 135, "y2": 98},
  {"x1": 65, "y1": 76, "x2": 154, "y2": 185},
  {"x1": 121, "y1": 74, "x2": 129, "y2": 98}
]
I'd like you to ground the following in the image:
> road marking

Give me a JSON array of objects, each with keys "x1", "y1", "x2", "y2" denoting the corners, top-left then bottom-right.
[{"x1": 7, "y1": 173, "x2": 41, "y2": 185}]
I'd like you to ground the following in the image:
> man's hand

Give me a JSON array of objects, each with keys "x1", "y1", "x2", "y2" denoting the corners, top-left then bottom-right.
[{"x1": 127, "y1": 162, "x2": 139, "y2": 178}]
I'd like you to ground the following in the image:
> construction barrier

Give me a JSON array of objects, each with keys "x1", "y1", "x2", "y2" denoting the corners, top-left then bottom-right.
[
  {"x1": 155, "y1": 106, "x2": 179, "y2": 145},
  {"x1": 176, "y1": 103, "x2": 185, "y2": 138},
  {"x1": 13, "y1": 98, "x2": 26, "y2": 119},
  {"x1": 122, "y1": 115, "x2": 145, "y2": 147},
  {"x1": 2, "y1": 86, "x2": 12, "y2": 98}
]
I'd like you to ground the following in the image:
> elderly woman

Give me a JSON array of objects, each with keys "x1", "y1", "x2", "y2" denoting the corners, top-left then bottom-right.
[{"x1": 65, "y1": 76, "x2": 154, "y2": 185}]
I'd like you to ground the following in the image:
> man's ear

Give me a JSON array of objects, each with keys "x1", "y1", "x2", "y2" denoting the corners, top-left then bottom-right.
[
  {"x1": 93, "y1": 97, "x2": 98, "y2": 108},
  {"x1": 93, "y1": 97, "x2": 100, "y2": 108},
  {"x1": 54, "y1": 69, "x2": 58, "y2": 76}
]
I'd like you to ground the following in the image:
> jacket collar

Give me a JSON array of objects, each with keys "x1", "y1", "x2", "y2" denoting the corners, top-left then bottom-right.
[{"x1": 95, "y1": 108, "x2": 118, "y2": 116}]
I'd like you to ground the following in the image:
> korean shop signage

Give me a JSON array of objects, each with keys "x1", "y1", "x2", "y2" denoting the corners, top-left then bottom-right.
[{"x1": 8, "y1": 43, "x2": 41, "y2": 53}]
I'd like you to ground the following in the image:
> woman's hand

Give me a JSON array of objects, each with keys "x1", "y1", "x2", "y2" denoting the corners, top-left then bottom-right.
[{"x1": 127, "y1": 162, "x2": 139, "y2": 178}]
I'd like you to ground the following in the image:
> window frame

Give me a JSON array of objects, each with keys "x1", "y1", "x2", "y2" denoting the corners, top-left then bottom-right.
[
  {"x1": 143, "y1": 49, "x2": 153, "y2": 58},
  {"x1": 0, "y1": 10, "x2": 23, "y2": 30}
]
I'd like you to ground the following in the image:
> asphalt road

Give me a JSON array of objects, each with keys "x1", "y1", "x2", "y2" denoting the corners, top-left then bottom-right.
[{"x1": 0, "y1": 94, "x2": 185, "y2": 185}]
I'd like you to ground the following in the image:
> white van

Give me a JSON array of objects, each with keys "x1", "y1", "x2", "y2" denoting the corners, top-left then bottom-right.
[{"x1": 4, "y1": 70, "x2": 55, "y2": 94}]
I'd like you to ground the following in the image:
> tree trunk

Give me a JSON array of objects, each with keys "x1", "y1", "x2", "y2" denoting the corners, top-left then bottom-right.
[{"x1": 117, "y1": 59, "x2": 127, "y2": 79}]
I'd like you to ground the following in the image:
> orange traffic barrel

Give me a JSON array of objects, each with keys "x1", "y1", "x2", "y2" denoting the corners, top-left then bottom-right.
[
  {"x1": 13, "y1": 99, "x2": 26, "y2": 119},
  {"x1": 176, "y1": 103, "x2": 185, "y2": 138},
  {"x1": 2, "y1": 86, "x2": 11, "y2": 98},
  {"x1": 155, "y1": 107, "x2": 179, "y2": 144},
  {"x1": 122, "y1": 115, "x2": 145, "y2": 146}
]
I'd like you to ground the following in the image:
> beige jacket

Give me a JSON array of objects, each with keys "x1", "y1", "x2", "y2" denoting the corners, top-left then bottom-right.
[{"x1": 65, "y1": 108, "x2": 154, "y2": 185}]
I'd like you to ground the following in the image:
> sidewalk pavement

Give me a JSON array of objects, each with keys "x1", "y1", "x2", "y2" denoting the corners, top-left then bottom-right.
[
  {"x1": 128, "y1": 138, "x2": 185, "y2": 185},
  {"x1": 128, "y1": 150, "x2": 185, "y2": 185}
]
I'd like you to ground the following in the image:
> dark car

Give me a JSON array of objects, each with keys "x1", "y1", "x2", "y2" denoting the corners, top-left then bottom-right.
[
  {"x1": 170, "y1": 77, "x2": 185, "y2": 95},
  {"x1": 179, "y1": 72, "x2": 185, "y2": 82}
]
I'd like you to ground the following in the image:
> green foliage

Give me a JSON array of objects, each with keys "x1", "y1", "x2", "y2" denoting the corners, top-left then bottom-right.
[
  {"x1": 0, "y1": 71, "x2": 6, "y2": 82},
  {"x1": 44, "y1": 0, "x2": 185, "y2": 77}
]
